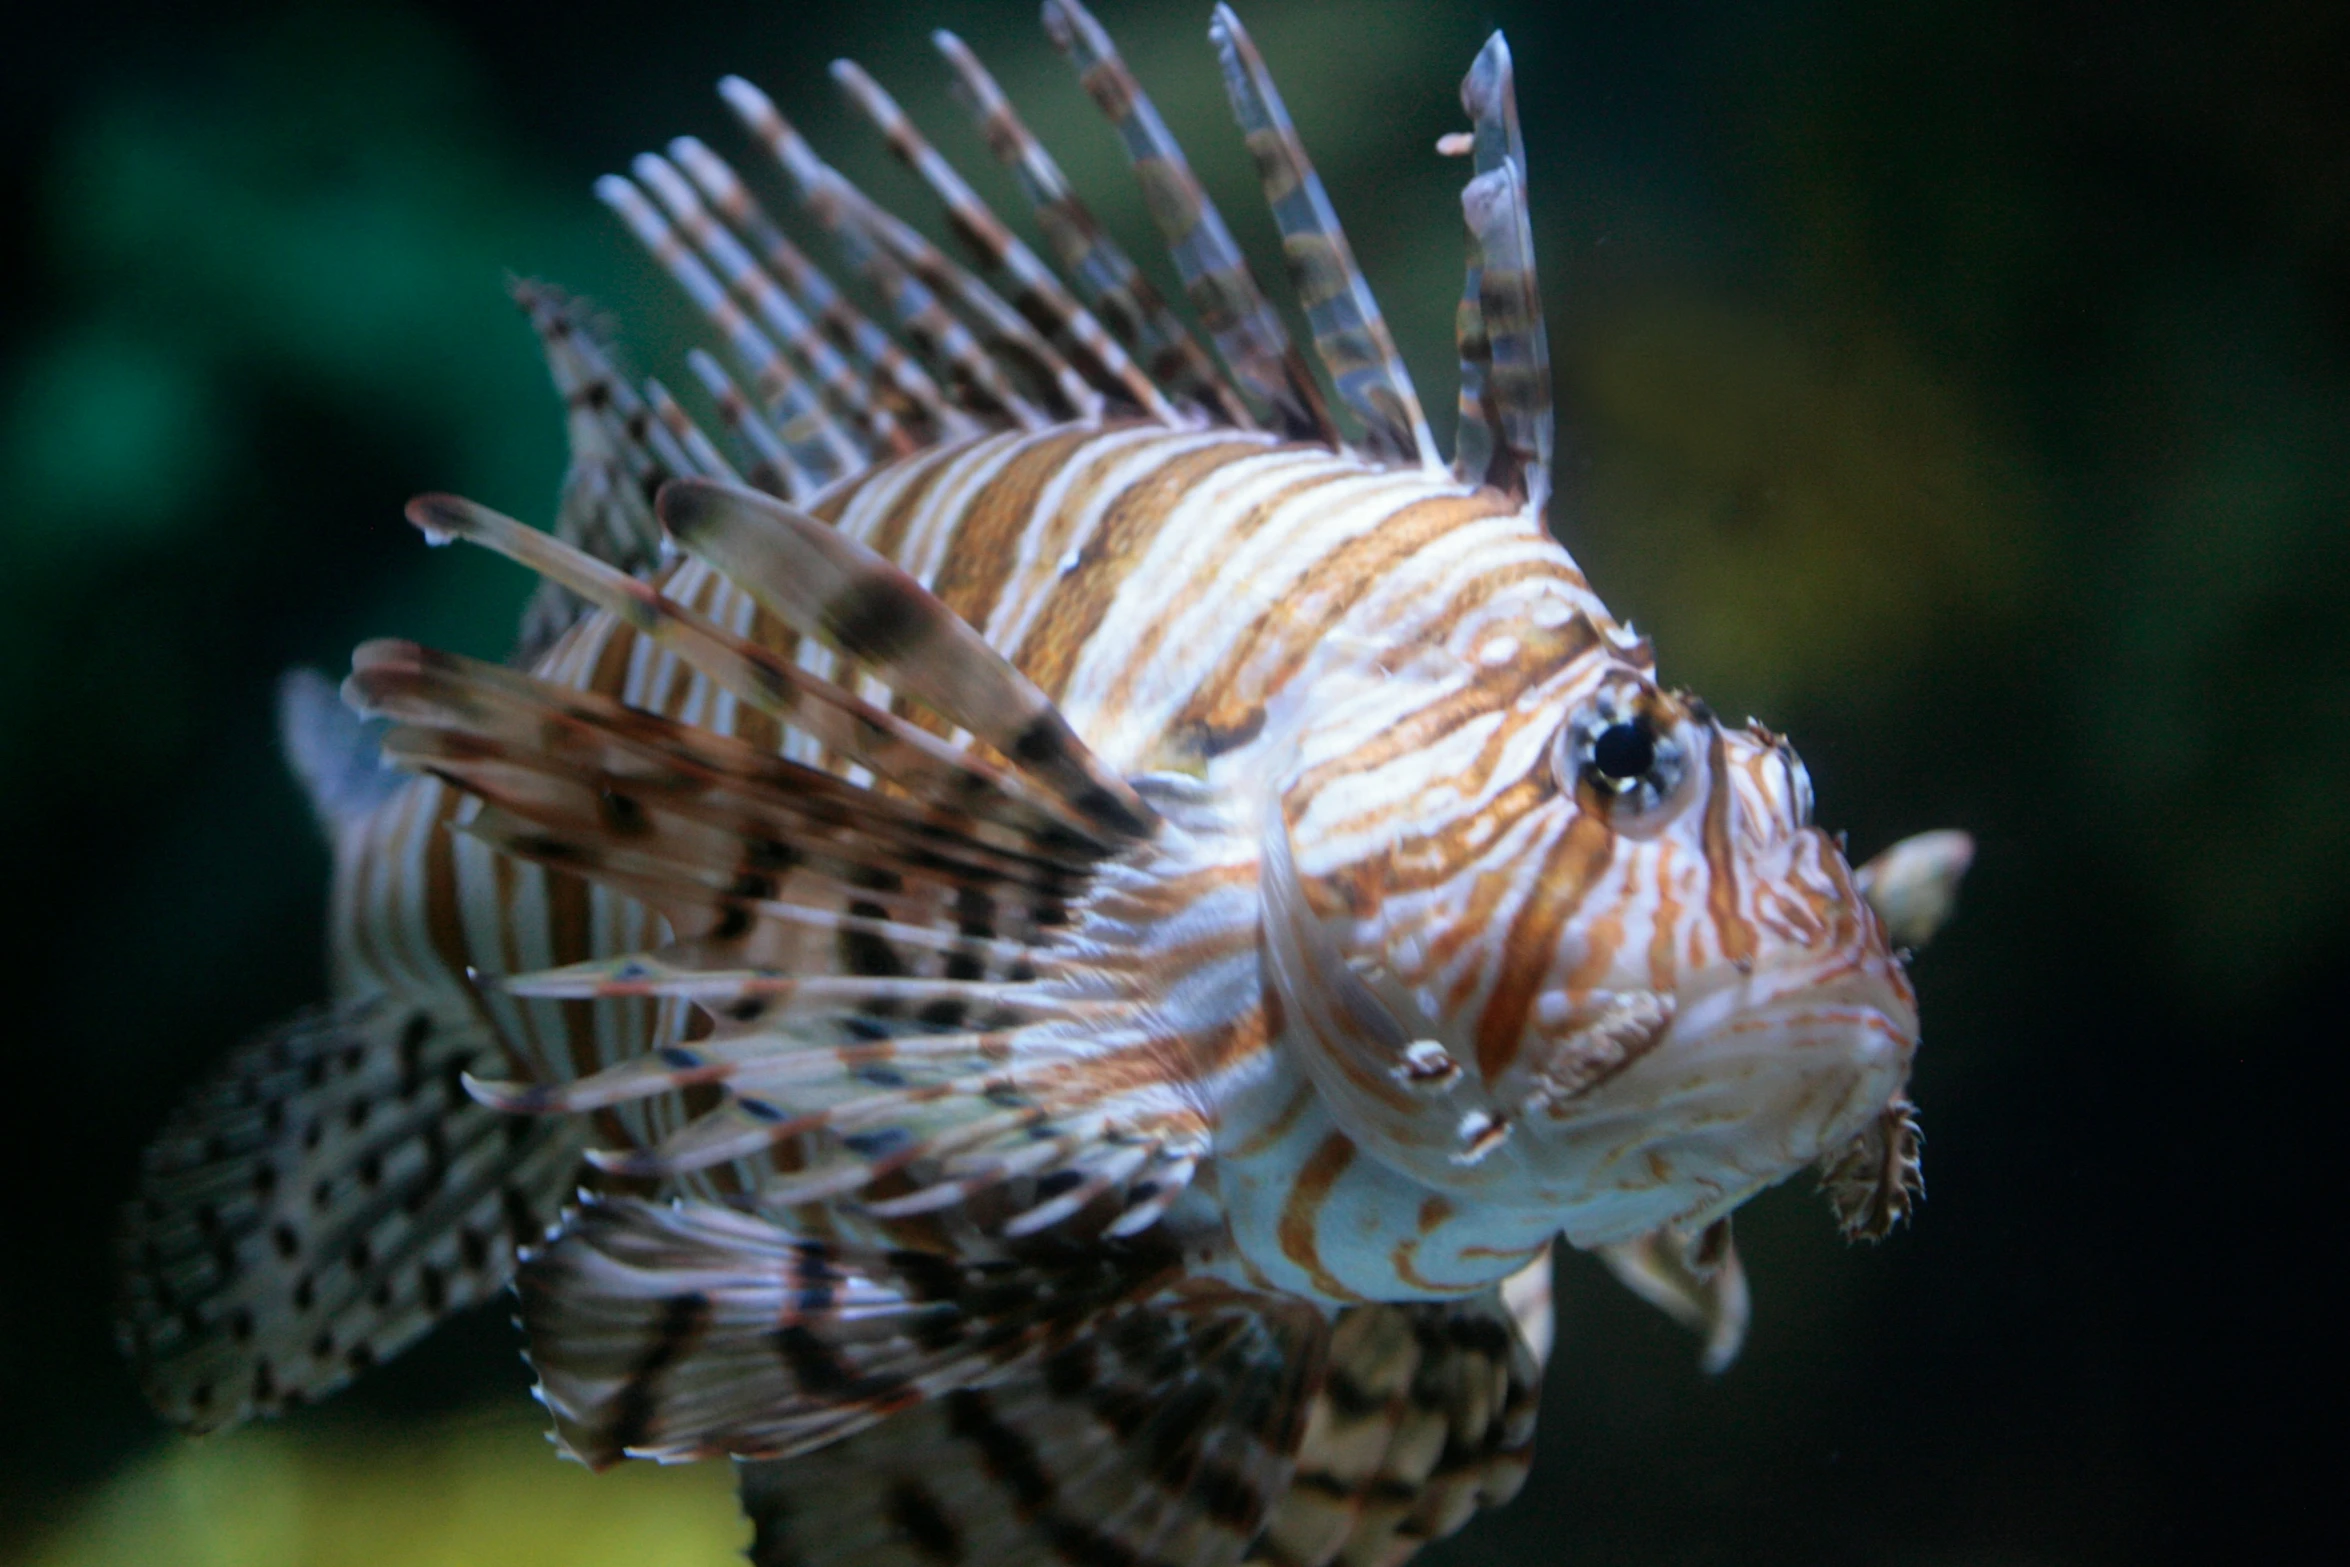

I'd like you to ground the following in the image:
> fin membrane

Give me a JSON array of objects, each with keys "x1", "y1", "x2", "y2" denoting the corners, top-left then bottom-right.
[
  {"x1": 731, "y1": 1272, "x2": 1328, "y2": 1567},
  {"x1": 1592, "y1": 1217, "x2": 1751, "y2": 1374},
  {"x1": 516, "y1": 1196, "x2": 1289, "y2": 1473},
  {"x1": 117, "y1": 995, "x2": 587, "y2": 1432},
  {"x1": 1251, "y1": 1292, "x2": 1546, "y2": 1567}
]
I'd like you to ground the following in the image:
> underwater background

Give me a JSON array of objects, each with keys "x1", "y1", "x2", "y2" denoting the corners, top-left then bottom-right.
[{"x1": 3, "y1": 0, "x2": 2341, "y2": 1562}]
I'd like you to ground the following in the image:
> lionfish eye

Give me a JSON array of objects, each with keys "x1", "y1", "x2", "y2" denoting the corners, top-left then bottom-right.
[
  {"x1": 1558, "y1": 691, "x2": 1690, "y2": 829},
  {"x1": 1590, "y1": 720, "x2": 1656, "y2": 784}
]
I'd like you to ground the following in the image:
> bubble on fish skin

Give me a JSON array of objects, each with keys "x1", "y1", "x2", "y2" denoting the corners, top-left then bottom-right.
[
  {"x1": 1453, "y1": 1108, "x2": 1512, "y2": 1164},
  {"x1": 1393, "y1": 1038, "x2": 1463, "y2": 1092}
]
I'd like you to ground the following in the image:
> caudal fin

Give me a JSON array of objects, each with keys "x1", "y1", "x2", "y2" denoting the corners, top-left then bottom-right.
[{"x1": 117, "y1": 996, "x2": 587, "y2": 1431}]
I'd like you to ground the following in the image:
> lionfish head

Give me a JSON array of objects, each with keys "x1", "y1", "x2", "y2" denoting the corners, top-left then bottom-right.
[{"x1": 1264, "y1": 622, "x2": 1924, "y2": 1251}]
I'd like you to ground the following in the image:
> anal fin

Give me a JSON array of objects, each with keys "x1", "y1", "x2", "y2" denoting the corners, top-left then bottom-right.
[{"x1": 1249, "y1": 1290, "x2": 1546, "y2": 1567}]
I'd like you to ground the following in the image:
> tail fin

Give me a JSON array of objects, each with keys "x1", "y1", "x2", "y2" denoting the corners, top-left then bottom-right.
[{"x1": 117, "y1": 995, "x2": 587, "y2": 1432}]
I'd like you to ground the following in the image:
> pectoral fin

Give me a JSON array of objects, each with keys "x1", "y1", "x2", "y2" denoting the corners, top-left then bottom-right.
[
  {"x1": 1856, "y1": 828, "x2": 1974, "y2": 950},
  {"x1": 1592, "y1": 1216, "x2": 1751, "y2": 1374}
]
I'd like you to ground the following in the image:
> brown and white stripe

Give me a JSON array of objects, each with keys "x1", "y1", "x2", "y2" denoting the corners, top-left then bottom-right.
[{"x1": 125, "y1": 10, "x2": 1945, "y2": 1567}]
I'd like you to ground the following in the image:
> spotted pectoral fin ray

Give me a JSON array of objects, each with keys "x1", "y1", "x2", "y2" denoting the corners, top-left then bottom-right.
[
  {"x1": 1591, "y1": 1216, "x2": 1751, "y2": 1374},
  {"x1": 116, "y1": 996, "x2": 587, "y2": 1433},
  {"x1": 349, "y1": 581, "x2": 1207, "y2": 1240},
  {"x1": 656, "y1": 477, "x2": 1157, "y2": 840},
  {"x1": 467, "y1": 953, "x2": 1210, "y2": 1243},
  {"x1": 386, "y1": 496, "x2": 1121, "y2": 854}
]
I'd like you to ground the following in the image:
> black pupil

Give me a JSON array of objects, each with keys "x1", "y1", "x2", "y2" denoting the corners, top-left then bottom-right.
[{"x1": 1591, "y1": 720, "x2": 1656, "y2": 782}]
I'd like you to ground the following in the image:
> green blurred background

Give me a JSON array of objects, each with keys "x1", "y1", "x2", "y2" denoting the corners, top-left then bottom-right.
[{"x1": 3, "y1": 1, "x2": 2342, "y2": 1562}]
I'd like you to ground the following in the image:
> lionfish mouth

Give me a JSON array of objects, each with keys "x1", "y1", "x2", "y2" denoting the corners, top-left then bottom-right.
[{"x1": 1529, "y1": 947, "x2": 1920, "y2": 1247}]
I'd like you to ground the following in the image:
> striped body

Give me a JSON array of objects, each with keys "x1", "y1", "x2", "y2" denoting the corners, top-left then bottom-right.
[
  {"x1": 333, "y1": 416, "x2": 1912, "y2": 1304},
  {"x1": 337, "y1": 426, "x2": 1568, "y2": 1292},
  {"x1": 121, "y1": 10, "x2": 1952, "y2": 1564}
]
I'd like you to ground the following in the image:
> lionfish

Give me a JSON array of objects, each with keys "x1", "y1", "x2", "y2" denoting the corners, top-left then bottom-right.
[{"x1": 118, "y1": 5, "x2": 1973, "y2": 1564}]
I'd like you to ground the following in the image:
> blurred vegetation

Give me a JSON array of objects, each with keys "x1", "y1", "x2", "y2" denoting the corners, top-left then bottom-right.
[
  {"x1": 22, "y1": 1412, "x2": 739, "y2": 1567},
  {"x1": 4, "y1": 1, "x2": 2343, "y2": 1563}
]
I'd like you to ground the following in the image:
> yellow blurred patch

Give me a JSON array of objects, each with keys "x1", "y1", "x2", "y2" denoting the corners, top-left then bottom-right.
[
  {"x1": 1567, "y1": 297, "x2": 2040, "y2": 713},
  {"x1": 26, "y1": 1412, "x2": 742, "y2": 1567}
]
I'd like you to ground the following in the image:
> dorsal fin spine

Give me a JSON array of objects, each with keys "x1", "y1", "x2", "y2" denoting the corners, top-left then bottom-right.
[
  {"x1": 686, "y1": 348, "x2": 814, "y2": 500},
  {"x1": 642, "y1": 377, "x2": 740, "y2": 484},
  {"x1": 1042, "y1": 0, "x2": 1336, "y2": 445},
  {"x1": 667, "y1": 135, "x2": 961, "y2": 448},
  {"x1": 1209, "y1": 5, "x2": 1439, "y2": 469},
  {"x1": 595, "y1": 172, "x2": 857, "y2": 488},
  {"x1": 717, "y1": 76, "x2": 1051, "y2": 430},
  {"x1": 829, "y1": 57, "x2": 1175, "y2": 422},
  {"x1": 631, "y1": 151, "x2": 899, "y2": 459},
  {"x1": 934, "y1": 28, "x2": 1250, "y2": 428}
]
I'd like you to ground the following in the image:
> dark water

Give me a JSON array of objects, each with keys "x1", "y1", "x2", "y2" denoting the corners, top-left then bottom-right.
[{"x1": 4, "y1": 1, "x2": 2341, "y2": 1562}]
